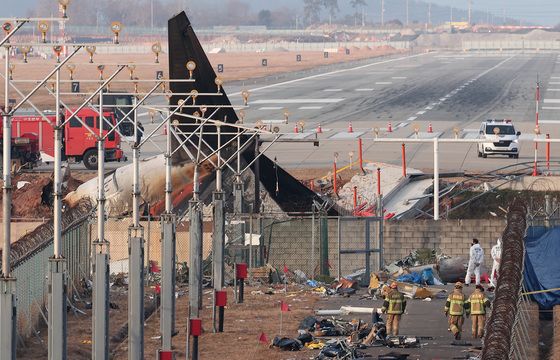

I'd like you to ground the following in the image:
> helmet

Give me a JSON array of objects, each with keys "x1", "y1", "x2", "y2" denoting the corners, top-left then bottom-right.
[
  {"x1": 390, "y1": 282, "x2": 398, "y2": 289},
  {"x1": 455, "y1": 282, "x2": 463, "y2": 289}
]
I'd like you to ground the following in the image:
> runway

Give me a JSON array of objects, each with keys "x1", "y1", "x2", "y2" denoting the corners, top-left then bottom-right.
[
  {"x1": 43, "y1": 51, "x2": 560, "y2": 174},
  {"x1": 225, "y1": 51, "x2": 560, "y2": 173}
]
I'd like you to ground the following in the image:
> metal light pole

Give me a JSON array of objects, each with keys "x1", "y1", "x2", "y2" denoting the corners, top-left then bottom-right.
[
  {"x1": 433, "y1": 138, "x2": 440, "y2": 220},
  {"x1": 0, "y1": 42, "x2": 16, "y2": 360},
  {"x1": 160, "y1": 107, "x2": 176, "y2": 351},
  {"x1": 212, "y1": 125, "x2": 225, "y2": 332},
  {"x1": 48, "y1": 68, "x2": 67, "y2": 360},
  {"x1": 129, "y1": 96, "x2": 145, "y2": 360},
  {"x1": 92, "y1": 90, "x2": 109, "y2": 360}
]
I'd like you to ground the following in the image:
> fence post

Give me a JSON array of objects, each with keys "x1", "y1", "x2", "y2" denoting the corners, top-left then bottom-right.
[{"x1": 337, "y1": 217, "x2": 341, "y2": 280}]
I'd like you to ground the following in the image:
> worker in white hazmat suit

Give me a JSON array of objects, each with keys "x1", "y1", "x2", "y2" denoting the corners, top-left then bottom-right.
[
  {"x1": 465, "y1": 238, "x2": 484, "y2": 286},
  {"x1": 490, "y1": 238, "x2": 502, "y2": 288}
]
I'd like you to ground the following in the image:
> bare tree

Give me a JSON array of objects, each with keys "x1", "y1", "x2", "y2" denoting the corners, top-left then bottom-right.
[
  {"x1": 322, "y1": 0, "x2": 339, "y2": 25},
  {"x1": 350, "y1": 0, "x2": 366, "y2": 26},
  {"x1": 303, "y1": 0, "x2": 322, "y2": 25}
]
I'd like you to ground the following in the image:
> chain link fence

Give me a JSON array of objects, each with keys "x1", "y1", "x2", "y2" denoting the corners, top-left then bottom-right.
[{"x1": 5, "y1": 213, "x2": 90, "y2": 338}]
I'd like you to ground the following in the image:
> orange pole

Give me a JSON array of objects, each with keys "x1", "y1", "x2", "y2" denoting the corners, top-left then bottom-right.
[
  {"x1": 353, "y1": 186, "x2": 358, "y2": 210},
  {"x1": 401, "y1": 143, "x2": 407, "y2": 177},
  {"x1": 377, "y1": 168, "x2": 381, "y2": 195},
  {"x1": 547, "y1": 133, "x2": 551, "y2": 171},
  {"x1": 333, "y1": 160, "x2": 338, "y2": 195},
  {"x1": 358, "y1": 138, "x2": 364, "y2": 172}
]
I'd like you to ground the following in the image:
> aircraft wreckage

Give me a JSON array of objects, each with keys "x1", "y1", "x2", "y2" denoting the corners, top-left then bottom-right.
[{"x1": 65, "y1": 11, "x2": 336, "y2": 217}]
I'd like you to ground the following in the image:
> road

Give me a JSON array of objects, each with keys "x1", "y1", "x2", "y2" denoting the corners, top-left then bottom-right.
[{"x1": 44, "y1": 51, "x2": 560, "y2": 174}]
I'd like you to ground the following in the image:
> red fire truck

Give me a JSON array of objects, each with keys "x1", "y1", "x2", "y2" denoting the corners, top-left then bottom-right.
[{"x1": 11, "y1": 108, "x2": 125, "y2": 170}]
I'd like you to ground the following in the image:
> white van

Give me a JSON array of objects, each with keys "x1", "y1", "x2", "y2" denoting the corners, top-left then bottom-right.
[{"x1": 477, "y1": 119, "x2": 520, "y2": 158}]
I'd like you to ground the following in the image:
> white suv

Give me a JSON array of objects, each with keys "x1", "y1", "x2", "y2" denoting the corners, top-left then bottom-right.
[{"x1": 477, "y1": 119, "x2": 520, "y2": 158}]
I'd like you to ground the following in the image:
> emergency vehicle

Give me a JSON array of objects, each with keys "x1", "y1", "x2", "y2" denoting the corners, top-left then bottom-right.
[
  {"x1": 11, "y1": 108, "x2": 125, "y2": 169},
  {"x1": 477, "y1": 119, "x2": 520, "y2": 158}
]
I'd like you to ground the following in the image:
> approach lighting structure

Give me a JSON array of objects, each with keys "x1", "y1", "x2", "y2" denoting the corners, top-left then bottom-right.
[{"x1": 111, "y1": 21, "x2": 122, "y2": 44}]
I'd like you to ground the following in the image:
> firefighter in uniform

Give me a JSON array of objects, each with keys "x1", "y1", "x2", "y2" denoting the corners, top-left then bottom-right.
[
  {"x1": 466, "y1": 284, "x2": 491, "y2": 338},
  {"x1": 381, "y1": 282, "x2": 406, "y2": 336},
  {"x1": 444, "y1": 282, "x2": 468, "y2": 340}
]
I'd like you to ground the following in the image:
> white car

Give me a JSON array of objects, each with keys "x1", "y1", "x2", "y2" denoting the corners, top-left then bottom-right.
[{"x1": 477, "y1": 120, "x2": 520, "y2": 158}]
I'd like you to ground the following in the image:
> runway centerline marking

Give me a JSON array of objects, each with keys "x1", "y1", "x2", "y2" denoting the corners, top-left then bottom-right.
[
  {"x1": 258, "y1": 106, "x2": 283, "y2": 110},
  {"x1": 228, "y1": 52, "x2": 433, "y2": 97},
  {"x1": 252, "y1": 99, "x2": 344, "y2": 104},
  {"x1": 544, "y1": 99, "x2": 560, "y2": 104},
  {"x1": 543, "y1": 106, "x2": 560, "y2": 110},
  {"x1": 355, "y1": 88, "x2": 374, "y2": 91},
  {"x1": 376, "y1": 81, "x2": 393, "y2": 85},
  {"x1": 323, "y1": 89, "x2": 342, "y2": 92},
  {"x1": 299, "y1": 106, "x2": 323, "y2": 110}
]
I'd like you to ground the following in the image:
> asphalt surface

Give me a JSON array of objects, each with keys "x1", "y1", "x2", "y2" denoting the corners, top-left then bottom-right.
[
  {"x1": 42, "y1": 51, "x2": 560, "y2": 174},
  {"x1": 315, "y1": 284, "x2": 486, "y2": 360},
  {"x1": 226, "y1": 51, "x2": 560, "y2": 173}
]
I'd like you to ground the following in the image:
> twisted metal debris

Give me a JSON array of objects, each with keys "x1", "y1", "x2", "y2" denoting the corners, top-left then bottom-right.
[{"x1": 481, "y1": 199, "x2": 527, "y2": 360}]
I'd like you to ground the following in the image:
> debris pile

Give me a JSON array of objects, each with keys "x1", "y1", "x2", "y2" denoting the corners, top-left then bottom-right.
[{"x1": 336, "y1": 163, "x2": 404, "y2": 213}]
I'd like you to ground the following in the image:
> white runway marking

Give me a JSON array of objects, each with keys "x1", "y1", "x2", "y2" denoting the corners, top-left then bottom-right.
[
  {"x1": 392, "y1": 76, "x2": 407, "y2": 79},
  {"x1": 543, "y1": 106, "x2": 560, "y2": 110},
  {"x1": 329, "y1": 131, "x2": 366, "y2": 139},
  {"x1": 425, "y1": 106, "x2": 434, "y2": 110},
  {"x1": 323, "y1": 89, "x2": 342, "y2": 92},
  {"x1": 355, "y1": 88, "x2": 374, "y2": 91},
  {"x1": 299, "y1": 106, "x2": 323, "y2": 110},
  {"x1": 543, "y1": 99, "x2": 560, "y2": 104},
  {"x1": 551, "y1": 77, "x2": 560, "y2": 79},
  {"x1": 258, "y1": 106, "x2": 283, "y2": 110},
  {"x1": 252, "y1": 98, "x2": 344, "y2": 104},
  {"x1": 540, "y1": 120, "x2": 560, "y2": 124},
  {"x1": 228, "y1": 52, "x2": 433, "y2": 97},
  {"x1": 376, "y1": 81, "x2": 393, "y2": 85},
  {"x1": 417, "y1": 110, "x2": 426, "y2": 115},
  {"x1": 406, "y1": 116, "x2": 417, "y2": 122},
  {"x1": 550, "y1": 82, "x2": 560, "y2": 85},
  {"x1": 547, "y1": 89, "x2": 560, "y2": 92}
]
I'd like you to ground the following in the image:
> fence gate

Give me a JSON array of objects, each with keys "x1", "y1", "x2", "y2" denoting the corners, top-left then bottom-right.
[{"x1": 338, "y1": 216, "x2": 383, "y2": 285}]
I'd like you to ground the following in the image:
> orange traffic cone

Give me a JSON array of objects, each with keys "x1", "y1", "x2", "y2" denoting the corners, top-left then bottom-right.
[
  {"x1": 387, "y1": 122, "x2": 393, "y2": 133},
  {"x1": 348, "y1": 122, "x2": 353, "y2": 133},
  {"x1": 317, "y1": 124, "x2": 323, "y2": 133},
  {"x1": 428, "y1": 122, "x2": 433, "y2": 133},
  {"x1": 294, "y1": 124, "x2": 299, "y2": 133},
  {"x1": 163, "y1": 124, "x2": 167, "y2": 135}
]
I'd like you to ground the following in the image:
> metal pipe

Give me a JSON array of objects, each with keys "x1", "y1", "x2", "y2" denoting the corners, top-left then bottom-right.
[
  {"x1": 546, "y1": 134, "x2": 551, "y2": 171},
  {"x1": 358, "y1": 137, "x2": 364, "y2": 172},
  {"x1": 433, "y1": 138, "x2": 440, "y2": 221},
  {"x1": 401, "y1": 143, "x2": 407, "y2": 177},
  {"x1": 2, "y1": 45, "x2": 11, "y2": 277},
  {"x1": 92, "y1": 85, "x2": 109, "y2": 360},
  {"x1": 353, "y1": 186, "x2": 357, "y2": 211},
  {"x1": 53, "y1": 69, "x2": 62, "y2": 256},
  {"x1": 333, "y1": 159, "x2": 338, "y2": 195},
  {"x1": 0, "y1": 42, "x2": 16, "y2": 360},
  {"x1": 376, "y1": 168, "x2": 381, "y2": 196},
  {"x1": 132, "y1": 96, "x2": 140, "y2": 228}
]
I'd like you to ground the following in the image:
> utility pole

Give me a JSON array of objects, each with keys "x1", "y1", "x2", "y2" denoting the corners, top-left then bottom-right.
[
  {"x1": 151, "y1": 0, "x2": 154, "y2": 30},
  {"x1": 381, "y1": 0, "x2": 385, "y2": 26},
  {"x1": 428, "y1": 2, "x2": 432, "y2": 27},
  {"x1": 406, "y1": 0, "x2": 409, "y2": 26},
  {"x1": 468, "y1": 0, "x2": 472, "y2": 25}
]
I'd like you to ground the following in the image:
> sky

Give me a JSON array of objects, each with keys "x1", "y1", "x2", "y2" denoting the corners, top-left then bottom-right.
[{"x1": 2, "y1": 0, "x2": 560, "y2": 26}]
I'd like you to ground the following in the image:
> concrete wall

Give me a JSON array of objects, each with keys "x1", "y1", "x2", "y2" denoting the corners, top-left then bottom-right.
[{"x1": 265, "y1": 218, "x2": 506, "y2": 278}]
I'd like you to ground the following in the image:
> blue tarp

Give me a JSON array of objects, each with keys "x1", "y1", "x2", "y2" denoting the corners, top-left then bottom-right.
[{"x1": 524, "y1": 226, "x2": 560, "y2": 309}]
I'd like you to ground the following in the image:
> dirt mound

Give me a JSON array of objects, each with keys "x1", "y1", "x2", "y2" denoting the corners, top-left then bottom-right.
[{"x1": 0, "y1": 171, "x2": 83, "y2": 219}]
